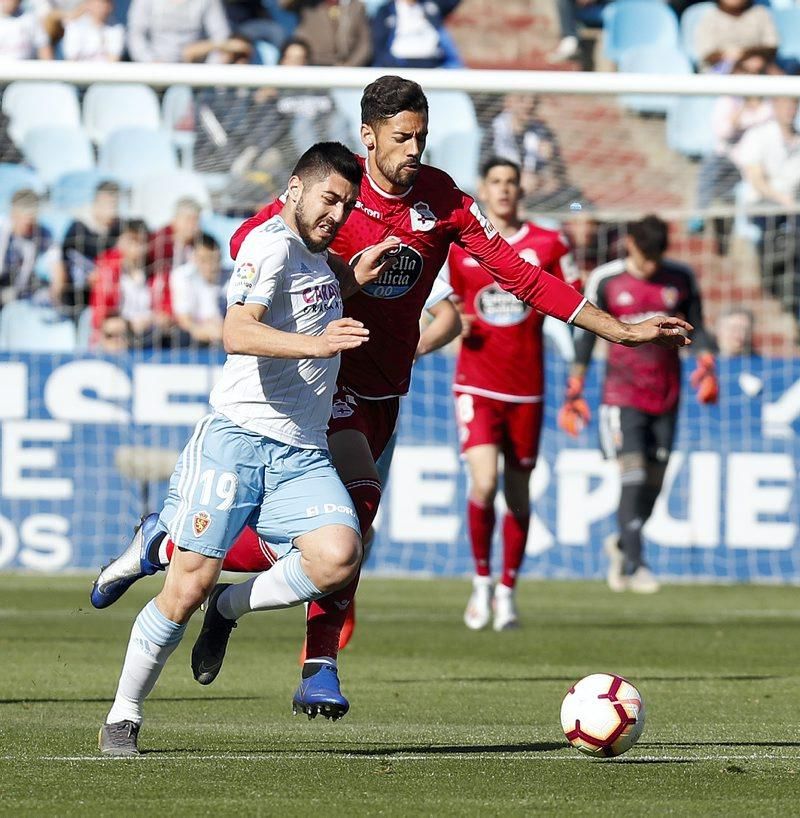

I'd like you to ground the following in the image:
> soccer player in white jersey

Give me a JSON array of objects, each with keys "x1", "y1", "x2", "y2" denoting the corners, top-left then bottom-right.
[{"x1": 98, "y1": 143, "x2": 398, "y2": 756}]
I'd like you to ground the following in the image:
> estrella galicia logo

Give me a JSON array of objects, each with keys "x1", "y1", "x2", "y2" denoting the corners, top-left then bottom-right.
[
  {"x1": 351, "y1": 243, "x2": 424, "y2": 299},
  {"x1": 476, "y1": 283, "x2": 530, "y2": 327}
]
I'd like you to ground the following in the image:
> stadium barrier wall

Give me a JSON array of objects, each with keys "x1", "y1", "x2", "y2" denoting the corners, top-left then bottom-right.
[{"x1": 1, "y1": 349, "x2": 797, "y2": 582}]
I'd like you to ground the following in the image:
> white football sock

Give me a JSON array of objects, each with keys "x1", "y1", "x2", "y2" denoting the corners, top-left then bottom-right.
[
  {"x1": 106, "y1": 599, "x2": 186, "y2": 725},
  {"x1": 216, "y1": 550, "x2": 323, "y2": 620}
]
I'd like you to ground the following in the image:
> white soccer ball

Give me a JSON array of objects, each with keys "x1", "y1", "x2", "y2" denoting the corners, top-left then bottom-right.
[{"x1": 560, "y1": 673, "x2": 645, "y2": 758}]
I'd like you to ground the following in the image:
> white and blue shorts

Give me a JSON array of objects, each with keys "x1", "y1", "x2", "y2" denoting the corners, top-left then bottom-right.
[{"x1": 158, "y1": 414, "x2": 360, "y2": 560}]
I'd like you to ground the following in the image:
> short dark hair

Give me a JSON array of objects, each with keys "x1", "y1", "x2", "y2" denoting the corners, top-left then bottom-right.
[
  {"x1": 95, "y1": 181, "x2": 121, "y2": 197},
  {"x1": 361, "y1": 75, "x2": 428, "y2": 127},
  {"x1": 480, "y1": 156, "x2": 521, "y2": 182},
  {"x1": 291, "y1": 142, "x2": 362, "y2": 189},
  {"x1": 627, "y1": 214, "x2": 669, "y2": 261},
  {"x1": 119, "y1": 218, "x2": 148, "y2": 237},
  {"x1": 279, "y1": 36, "x2": 311, "y2": 63},
  {"x1": 197, "y1": 233, "x2": 220, "y2": 252}
]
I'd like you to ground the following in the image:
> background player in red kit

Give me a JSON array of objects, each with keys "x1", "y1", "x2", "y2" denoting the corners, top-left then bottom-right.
[
  {"x1": 558, "y1": 215, "x2": 718, "y2": 593},
  {"x1": 448, "y1": 157, "x2": 581, "y2": 632},
  {"x1": 93, "y1": 77, "x2": 694, "y2": 720}
]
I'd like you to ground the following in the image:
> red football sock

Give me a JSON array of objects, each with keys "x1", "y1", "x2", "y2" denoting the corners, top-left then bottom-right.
[
  {"x1": 468, "y1": 498, "x2": 495, "y2": 578},
  {"x1": 500, "y1": 513, "x2": 529, "y2": 588},
  {"x1": 163, "y1": 528, "x2": 275, "y2": 572},
  {"x1": 304, "y1": 479, "x2": 381, "y2": 661}
]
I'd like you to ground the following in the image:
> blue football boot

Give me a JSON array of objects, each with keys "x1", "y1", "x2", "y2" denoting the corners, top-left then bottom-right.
[
  {"x1": 90, "y1": 513, "x2": 164, "y2": 609},
  {"x1": 292, "y1": 664, "x2": 350, "y2": 721}
]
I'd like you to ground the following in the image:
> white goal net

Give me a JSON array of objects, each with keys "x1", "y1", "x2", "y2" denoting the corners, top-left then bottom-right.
[{"x1": 0, "y1": 63, "x2": 797, "y2": 582}]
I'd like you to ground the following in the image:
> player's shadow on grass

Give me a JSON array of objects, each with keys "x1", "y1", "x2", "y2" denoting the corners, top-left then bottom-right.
[
  {"x1": 0, "y1": 695, "x2": 261, "y2": 705},
  {"x1": 312, "y1": 742, "x2": 567, "y2": 755},
  {"x1": 645, "y1": 740, "x2": 800, "y2": 748},
  {"x1": 393, "y1": 674, "x2": 782, "y2": 685}
]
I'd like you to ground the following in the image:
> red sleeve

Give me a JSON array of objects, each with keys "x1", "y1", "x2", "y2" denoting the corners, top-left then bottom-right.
[
  {"x1": 453, "y1": 193, "x2": 586, "y2": 323},
  {"x1": 446, "y1": 246, "x2": 464, "y2": 300},
  {"x1": 230, "y1": 200, "x2": 283, "y2": 259}
]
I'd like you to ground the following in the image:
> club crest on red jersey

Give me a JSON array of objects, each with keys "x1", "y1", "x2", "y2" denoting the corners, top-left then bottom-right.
[
  {"x1": 192, "y1": 511, "x2": 211, "y2": 537},
  {"x1": 351, "y1": 243, "x2": 423, "y2": 299},
  {"x1": 476, "y1": 283, "x2": 530, "y2": 326},
  {"x1": 410, "y1": 201, "x2": 437, "y2": 232},
  {"x1": 662, "y1": 287, "x2": 680, "y2": 310}
]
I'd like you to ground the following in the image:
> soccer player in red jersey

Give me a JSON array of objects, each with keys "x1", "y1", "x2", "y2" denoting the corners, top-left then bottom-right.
[
  {"x1": 93, "y1": 77, "x2": 693, "y2": 719},
  {"x1": 448, "y1": 157, "x2": 581, "y2": 632},
  {"x1": 558, "y1": 215, "x2": 718, "y2": 594}
]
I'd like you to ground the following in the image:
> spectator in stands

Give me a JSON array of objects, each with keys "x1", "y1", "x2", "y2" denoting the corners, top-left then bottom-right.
[
  {"x1": 279, "y1": 0, "x2": 372, "y2": 66},
  {"x1": 62, "y1": 0, "x2": 124, "y2": 61},
  {"x1": 52, "y1": 181, "x2": 121, "y2": 319},
  {"x1": 548, "y1": 0, "x2": 606, "y2": 64},
  {"x1": 716, "y1": 308, "x2": 755, "y2": 356},
  {"x1": 734, "y1": 96, "x2": 800, "y2": 314},
  {"x1": 563, "y1": 209, "x2": 622, "y2": 276},
  {"x1": 30, "y1": 0, "x2": 86, "y2": 50},
  {"x1": 694, "y1": 0, "x2": 777, "y2": 74},
  {"x1": 0, "y1": 0, "x2": 54, "y2": 60},
  {"x1": 182, "y1": 30, "x2": 254, "y2": 62},
  {"x1": 90, "y1": 219, "x2": 173, "y2": 351},
  {"x1": 0, "y1": 189, "x2": 55, "y2": 309},
  {"x1": 149, "y1": 198, "x2": 203, "y2": 278},
  {"x1": 127, "y1": 0, "x2": 231, "y2": 63},
  {"x1": 170, "y1": 233, "x2": 224, "y2": 346},
  {"x1": 484, "y1": 94, "x2": 580, "y2": 209},
  {"x1": 371, "y1": 0, "x2": 462, "y2": 68},
  {"x1": 223, "y1": 0, "x2": 286, "y2": 48}
]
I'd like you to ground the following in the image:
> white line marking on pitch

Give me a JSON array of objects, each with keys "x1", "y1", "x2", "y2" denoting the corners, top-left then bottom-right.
[{"x1": 3, "y1": 753, "x2": 799, "y2": 763}]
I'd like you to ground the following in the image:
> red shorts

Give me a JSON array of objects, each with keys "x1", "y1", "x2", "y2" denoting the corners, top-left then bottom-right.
[
  {"x1": 328, "y1": 385, "x2": 400, "y2": 461},
  {"x1": 454, "y1": 391, "x2": 543, "y2": 470}
]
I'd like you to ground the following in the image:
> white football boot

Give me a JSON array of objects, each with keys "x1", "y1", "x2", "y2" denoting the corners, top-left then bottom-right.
[
  {"x1": 627, "y1": 566, "x2": 660, "y2": 594},
  {"x1": 464, "y1": 575, "x2": 493, "y2": 630},
  {"x1": 603, "y1": 534, "x2": 627, "y2": 592},
  {"x1": 493, "y1": 583, "x2": 519, "y2": 631}
]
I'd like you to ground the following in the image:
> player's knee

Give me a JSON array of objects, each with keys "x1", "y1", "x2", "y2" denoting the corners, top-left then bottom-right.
[
  {"x1": 470, "y1": 476, "x2": 498, "y2": 506},
  {"x1": 320, "y1": 533, "x2": 362, "y2": 589}
]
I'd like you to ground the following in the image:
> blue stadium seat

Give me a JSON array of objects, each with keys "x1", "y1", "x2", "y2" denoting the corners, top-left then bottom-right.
[
  {"x1": 38, "y1": 208, "x2": 74, "y2": 244},
  {"x1": 50, "y1": 169, "x2": 126, "y2": 211},
  {"x1": 131, "y1": 170, "x2": 211, "y2": 229},
  {"x1": 161, "y1": 85, "x2": 196, "y2": 169},
  {"x1": 201, "y1": 212, "x2": 241, "y2": 269},
  {"x1": 0, "y1": 302, "x2": 77, "y2": 352},
  {"x1": 602, "y1": 1, "x2": 680, "y2": 64},
  {"x1": 618, "y1": 45, "x2": 693, "y2": 115},
  {"x1": 261, "y1": 0, "x2": 298, "y2": 36},
  {"x1": 0, "y1": 163, "x2": 46, "y2": 212},
  {"x1": 99, "y1": 128, "x2": 178, "y2": 184},
  {"x1": 362, "y1": 0, "x2": 386, "y2": 15},
  {"x1": 76, "y1": 306, "x2": 93, "y2": 351},
  {"x1": 425, "y1": 91, "x2": 480, "y2": 192},
  {"x1": 666, "y1": 95, "x2": 717, "y2": 157},
  {"x1": 330, "y1": 88, "x2": 364, "y2": 150},
  {"x1": 2, "y1": 82, "x2": 81, "y2": 146},
  {"x1": 22, "y1": 126, "x2": 94, "y2": 185},
  {"x1": 680, "y1": 1, "x2": 715, "y2": 66},
  {"x1": 255, "y1": 40, "x2": 280, "y2": 65},
  {"x1": 83, "y1": 83, "x2": 161, "y2": 144},
  {"x1": 774, "y1": 8, "x2": 800, "y2": 61}
]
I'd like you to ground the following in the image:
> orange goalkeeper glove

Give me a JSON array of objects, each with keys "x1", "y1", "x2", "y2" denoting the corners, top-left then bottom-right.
[
  {"x1": 558, "y1": 375, "x2": 591, "y2": 437},
  {"x1": 690, "y1": 352, "x2": 719, "y2": 405}
]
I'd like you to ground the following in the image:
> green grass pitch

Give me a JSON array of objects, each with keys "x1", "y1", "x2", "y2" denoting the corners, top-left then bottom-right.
[{"x1": 1, "y1": 575, "x2": 798, "y2": 816}]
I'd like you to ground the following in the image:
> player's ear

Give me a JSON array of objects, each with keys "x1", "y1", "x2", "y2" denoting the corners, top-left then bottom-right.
[
  {"x1": 360, "y1": 123, "x2": 376, "y2": 151},
  {"x1": 287, "y1": 175, "x2": 303, "y2": 203}
]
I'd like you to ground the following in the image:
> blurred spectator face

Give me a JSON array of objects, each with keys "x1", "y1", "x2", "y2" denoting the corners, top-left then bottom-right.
[
  {"x1": 735, "y1": 54, "x2": 767, "y2": 75},
  {"x1": 280, "y1": 41, "x2": 310, "y2": 67},
  {"x1": 0, "y1": 0, "x2": 20, "y2": 16},
  {"x1": 86, "y1": 0, "x2": 112, "y2": 23},
  {"x1": 719, "y1": 0, "x2": 750, "y2": 13},
  {"x1": 10, "y1": 191, "x2": 39, "y2": 236},
  {"x1": 119, "y1": 228, "x2": 148, "y2": 267},
  {"x1": 773, "y1": 96, "x2": 798, "y2": 128},
  {"x1": 227, "y1": 36, "x2": 253, "y2": 65},
  {"x1": 172, "y1": 201, "x2": 201, "y2": 243},
  {"x1": 716, "y1": 311, "x2": 754, "y2": 356},
  {"x1": 194, "y1": 243, "x2": 221, "y2": 285},
  {"x1": 505, "y1": 94, "x2": 537, "y2": 126},
  {"x1": 624, "y1": 235, "x2": 660, "y2": 278},
  {"x1": 479, "y1": 163, "x2": 522, "y2": 222},
  {"x1": 93, "y1": 186, "x2": 120, "y2": 229}
]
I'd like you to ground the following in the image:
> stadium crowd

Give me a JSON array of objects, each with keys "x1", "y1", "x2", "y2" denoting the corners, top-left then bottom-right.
[{"x1": 1, "y1": 0, "x2": 799, "y2": 347}]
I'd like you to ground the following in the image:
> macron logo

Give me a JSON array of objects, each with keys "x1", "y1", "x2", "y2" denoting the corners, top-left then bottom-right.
[{"x1": 356, "y1": 200, "x2": 381, "y2": 219}]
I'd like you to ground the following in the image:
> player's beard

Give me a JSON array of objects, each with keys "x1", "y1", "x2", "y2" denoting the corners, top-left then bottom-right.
[
  {"x1": 376, "y1": 153, "x2": 420, "y2": 190},
  {"x1": 295, "y1": 195, "x2": 336, "y2": 254}
]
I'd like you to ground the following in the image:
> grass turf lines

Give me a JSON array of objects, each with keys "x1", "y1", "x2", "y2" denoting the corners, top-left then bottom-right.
[{"x1": 0, "y1": 575, "x2": 798, "y2": 816}]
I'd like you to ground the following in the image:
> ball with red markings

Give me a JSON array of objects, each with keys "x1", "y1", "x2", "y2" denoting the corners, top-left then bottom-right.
[{"x1": 560, "y1": 673, "x2": 645, "y2": 757}]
